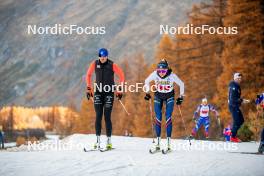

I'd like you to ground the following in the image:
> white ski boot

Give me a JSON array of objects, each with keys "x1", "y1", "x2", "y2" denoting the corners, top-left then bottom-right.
[
  {"x1": 149, "y1": 137, "x2": 161, "y2": 153},
  {"x1": 106, "y1": 137, "x2": 112, "y2": 150},
  {"x1": 93, "y1": 136, "x2": 101, "y2": 149}
]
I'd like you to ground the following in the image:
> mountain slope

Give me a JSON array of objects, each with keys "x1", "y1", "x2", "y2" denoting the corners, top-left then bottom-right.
[{"x1": 0, "y1": 0, "x2": 205, "y2": 106}]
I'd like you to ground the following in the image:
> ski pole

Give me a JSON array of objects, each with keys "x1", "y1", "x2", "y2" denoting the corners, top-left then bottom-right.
[
  {"x1": 177, "y1": 105, "x2": 191, "y2": 146},
  {"x1": 217, "y1": 117, "x2": 222, "y2": 139},
  {"x1": 118, "y1": 100, "x2": 131, "y2": 116},
  {"x1": 149, "y1": 99, "x2": 155, "y2": 143}
]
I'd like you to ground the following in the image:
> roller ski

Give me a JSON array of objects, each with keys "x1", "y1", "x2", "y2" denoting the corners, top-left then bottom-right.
[
  {"x1": 162, "y1": 148, "x2": 172, "y2": 154},
  {"x1": 149, "y1": 145, "x2": 161, "y2": 154},
  {"x1": 83, "y1": 143, "x2": 102, "y2": 152},
  {"x1": 99, "y1": 144, "x2": 115, "y2": 152},
  {"x1": 83, "y1": 136, "x2": 102, "y2": 152}
]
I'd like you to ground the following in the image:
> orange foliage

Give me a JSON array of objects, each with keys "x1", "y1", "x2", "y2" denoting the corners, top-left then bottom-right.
[{"x1": 0, "y1": 106, "x2": 78, "y2": 136}]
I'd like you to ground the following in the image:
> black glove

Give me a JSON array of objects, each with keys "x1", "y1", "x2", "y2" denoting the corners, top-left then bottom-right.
[
  {"x1": 116, "y1": 92, "x2": 123, "y2": 100},
  {"x1": 86, "y1": 87, "x2": 93, "y2": 100},
  {"x1": 176, "y1": 96, "x2": 183, "y2": 105},
  {"x1": 144, "y1": 93, "x2": 151, "y2": 101}
]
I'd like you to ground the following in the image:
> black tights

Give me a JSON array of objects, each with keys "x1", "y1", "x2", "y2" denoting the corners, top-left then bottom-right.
[{"x1": 94, "y1": 92, "x2": 114, "y2": 137}]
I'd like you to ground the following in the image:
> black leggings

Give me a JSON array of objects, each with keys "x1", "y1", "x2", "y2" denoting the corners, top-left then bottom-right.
[
  {"x1": 229, "y1": 105, "x2": 244, "y2": 137},
  {"x1": 94, "y1": 92, "x2": 114, "y2": 137}
]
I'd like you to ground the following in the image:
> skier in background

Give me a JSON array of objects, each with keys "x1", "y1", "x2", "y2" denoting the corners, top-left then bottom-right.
[
  {"x1": 0, "y1": 125, "x2": 4, "y2": 149},
  {"x1": 228, "y1": 73, "x2": 250, "y2": 143},
  {"x1": 256, "y1": 93, "x2": 264, "y2": 110},
  {"x1": 144, "y1": 59, "x2": 184, "y2": 152},
  {"x1": 256, "y1": 93, "x2": 264, "y2": 154},
  {"x1": 190, "y1": 98, "x2": 220, "y2": 139},
  {"x1": 223, "y1": 124, "x2": 232, "y2": 142},
  {"x1": 86, "y1": 48, "x2": 125, "y2": 150}
]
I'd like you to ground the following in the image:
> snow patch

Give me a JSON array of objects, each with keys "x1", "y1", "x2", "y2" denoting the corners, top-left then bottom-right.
[{"x1": 1, "y1": 134, "x2": 263, "y2": 176}]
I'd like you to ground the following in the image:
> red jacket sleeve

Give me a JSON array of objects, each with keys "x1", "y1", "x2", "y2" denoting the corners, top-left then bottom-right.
[
  {"x1": 113, "y1": 63, "x2": 125, "y2": 84},
  {"x1": 86, "y1": 61, "x2": 95, "y2": 88}
]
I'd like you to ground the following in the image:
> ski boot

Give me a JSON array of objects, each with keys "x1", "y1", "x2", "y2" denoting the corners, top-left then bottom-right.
[
  {"x1": 93, "y1": 136, "x2": 101, "y2": 149},
  {"x1": 162, "y1": 137, "x2": 172, "y2": 154},
  {"x1": 106, "y1": 137, "x2": 112, "y2": 150},
  {"x1": 231, "y1": 136, "x2": 241, "y2": 143},
  {"x1": 155, "y1": 137, "x2": 161, "y2": 150},
  {"x1": 149, "y1": 137, "x2": 161, "y2": 153}
]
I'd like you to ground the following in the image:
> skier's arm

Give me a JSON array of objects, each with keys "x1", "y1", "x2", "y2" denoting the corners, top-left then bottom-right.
[
  {"x1": 171, "y1": 73, "x2": 184, "y2": 96},
  {"x1": 113, "y1": 63, "x2": 125, "y2": 84},
  {"x1": 86, "y1": 61, "x2": 95, "y2": 88},
  {"x1": 144, "y1": 71, "x2": 156, "y2": 93},
  {"x1": 193, "y1": 105, "x2": 200, "y2": 119}
]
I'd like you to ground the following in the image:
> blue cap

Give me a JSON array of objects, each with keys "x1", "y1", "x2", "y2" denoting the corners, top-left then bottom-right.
[
  {"x1": 157, "y1": 59, "x2": 168, "y2": 69},
  {"x1": 98, "y1": 48, "x2": 108, "y2": 57}
]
